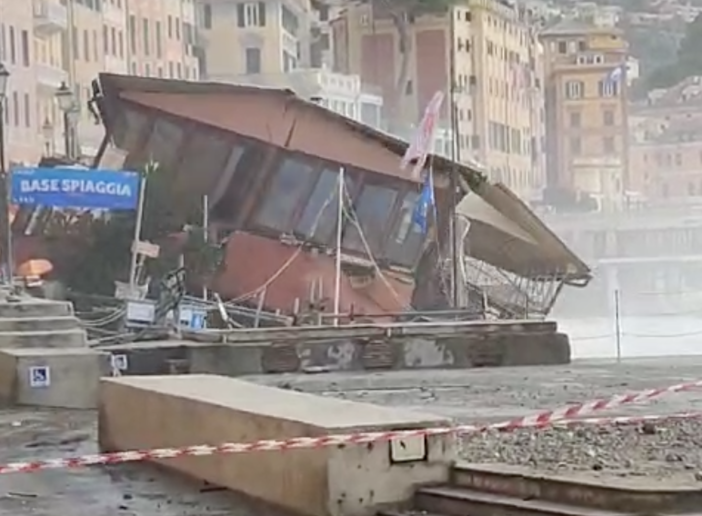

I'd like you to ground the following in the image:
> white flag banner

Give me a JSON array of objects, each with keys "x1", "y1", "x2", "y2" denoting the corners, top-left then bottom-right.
[{"x1": 400, "y1": 91, "x2": 445, "y2": 175}]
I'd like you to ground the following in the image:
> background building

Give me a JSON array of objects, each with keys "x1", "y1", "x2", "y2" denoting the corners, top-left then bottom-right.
[
  {"x1": 540, "y1": 17, "x2": 629, "y2": 210},
  {"x1": 331, "y1": 0, "x2": 545, "y2": 200},
  {"x1": 0, "y1": 0, "x2": 198, "y2": 164},
  {"x1": 629, "y1": 76, "x2": 702, "y2": 198}
]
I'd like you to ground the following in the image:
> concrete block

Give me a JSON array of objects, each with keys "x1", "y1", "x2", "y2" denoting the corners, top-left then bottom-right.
[
  {"x1": 0, "y1": 329, "x2": 87, "y2": 348},
  {"x1": 0, "y1": 316, "x2": 81, "y2": 332},
  {"x1": 187, "y1": 343, "x2": 264, "y2": 375},
  {"x1": 0, "y1": 348, "x2": 112, "y2": 409},
  {"x1": 99, "y1": 375, "x2": 455, "y2": 516},
  {"x1": 0, "y1": 300, "x2": 73, "y2": 319},
  {"x1": 96, "y1": 340, "x2": 189, "y2": 375}
]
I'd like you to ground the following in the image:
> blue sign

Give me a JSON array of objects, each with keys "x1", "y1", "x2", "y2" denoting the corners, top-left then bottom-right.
[{"x1": 10, "y1": 166, "x2": 141, "y2": 210}]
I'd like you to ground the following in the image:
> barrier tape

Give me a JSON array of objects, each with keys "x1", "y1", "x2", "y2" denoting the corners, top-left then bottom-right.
[
  {"x1": 1, "y1": 378, "x2": 701, "y2": 474},
  {"x1": 551, "y1": 411, "x2": 702, "y2": 428}
]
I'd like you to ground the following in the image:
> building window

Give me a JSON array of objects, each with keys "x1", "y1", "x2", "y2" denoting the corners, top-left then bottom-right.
[
  {"x1": 20, "y1": 30, "x2": 29, "y2": 66},
  {"x1": 142, "y1": 19, "x2": 150, "y2": 55},
  {"x1": 103, "y1": 26, "x2": 109, "y2": 53},
  {"x1": 603, "y1": 109, "x2": 615, "y2": 126},
  {"x1": 83, "y1": 29, "x2": 90, "y2": 61},
  {"x1": 111, "y1": 27, "x2": 117, "y2": 55},
  {"x1": 569, "y1": 111, "x2": 581, "y2": 128},
  {"x1": 237, "y1": 2, "x2": 266, "y2": 27},
  {"x1": 155, "y1": 21, "x2": 162, "y2": 58},
  {"x1": 9, "y1": 26, "x2": 15, "y2": 64},
  {"x1": 23, "y1": 93, "x2": 30, "y2": 128},
  {"x1": 386, "y1": 192, "x2": 424, "y2": 267},
  {"x1": 203, "y1": 3, "x2": 212, "y2": 29},
  {"x1": 118, "y1": 30, "x2": 124, "y2": 57},
  {"x1": 129, "y1": 15, "x2": 136, "y2": 53},
  {"x1": 342, "y1": 182, "x2": 398, "y2": 254},
  {"x1": 93, "y1": 30, "x2": 99, "y2": 60},
  {"x1": 255, "y1": 157, "x2": 316, "y2": 232},
  {"x1": 603, "y1": 136, "x2": 615, "y2": 154},
  {"x1": 557, "y1": 41, "x2": 567, "y2": 54},
  {"x1": 282, "y1": 51, "x2": 296, "y2": 72},
  {"x1": 599, "y1": 80, "x2": 617, "y2": 97},
  {"x1": 565, "y1": 80, "x2": 583, "y2": 99},
  {"x1": 167, "y1": 15, "x2": 173, "y2": 38},
  {"x1": 570, "y1": 136, "x2": 581, "y2": 155},
  {"x1": 245, "y1": 47, "x2": 261, "y2": 74},
  {"x1": 175, "y1": 17, "x2": 180, "y2": 40},
  {"x1": 295, "y1": 168, "x2": 339, "y2": 242},
  {"x1": 12, "y1": 91, "x2": 18, "y2": 126},
  {"x1": 281, "y1": 5, "x2": 299, "y2": 35}
]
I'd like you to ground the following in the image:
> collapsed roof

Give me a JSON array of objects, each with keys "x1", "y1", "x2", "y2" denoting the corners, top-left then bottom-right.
[{"x1": 94, "y1": 73, "x2": 591, "y2": 291}]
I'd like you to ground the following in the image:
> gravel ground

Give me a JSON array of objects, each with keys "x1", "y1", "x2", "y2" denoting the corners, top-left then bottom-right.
[
  {"x1": 3, "y1": 356, "x2": 702, "y2": 514},
  {"x1": 460, "y1": 420, "x2": 702, "y2": 482}
]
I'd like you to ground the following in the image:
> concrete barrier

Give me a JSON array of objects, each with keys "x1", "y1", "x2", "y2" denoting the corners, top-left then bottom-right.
[
  {"x1": 99, "y1": 375, "x2": 455, "y2": 516},
  {"x1": 0, "y1": 348, "x2": 111, "y2": 408}
]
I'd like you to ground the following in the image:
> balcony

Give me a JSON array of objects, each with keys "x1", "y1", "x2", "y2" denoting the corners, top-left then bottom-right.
[
  {"x1": 33, "y1": 0, "x2": 68, "y2": 38},
  {"x1": 35, "y1": 62, "x2": 67, "y2": 94}
]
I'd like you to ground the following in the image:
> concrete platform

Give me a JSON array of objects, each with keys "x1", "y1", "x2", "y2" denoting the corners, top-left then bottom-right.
[
  {"x1": 0, "y1": 299, "x2": 74, "y2": 318},
  {"x1": 99, "y1": 375, "x2": 455, "y2": 516},
  {"x1": 0, "y1": 328, "x2": 87, "y2": 348},
  {"x1": 450, "y1": 463, "x2": 702, "y2": 513},
  {"x1": 0, "y1": 315, "x2": 82, "y2": 332},
  {"x1": 0, "y1": 347, "x2": 112, "y2": 409}
]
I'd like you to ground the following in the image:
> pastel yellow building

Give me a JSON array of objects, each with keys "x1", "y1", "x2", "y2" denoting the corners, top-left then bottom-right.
[
  {"x1": 0, "y1": 0, "x2": 198, "y2": 165},
  {"x1": 197, "y1": 0, "x2": 315, "y2": 81},
  {"x1": 332, "y1": 0, "x2": 545, "y2": 200},
  {"x1": 540, "y1": 18, "x2": 629, "y2": 207}
]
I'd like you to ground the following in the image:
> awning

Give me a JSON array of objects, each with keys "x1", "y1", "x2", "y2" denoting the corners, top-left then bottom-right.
[{"x1": 457, "y1": 183, "x2": 591, "y2": 284}]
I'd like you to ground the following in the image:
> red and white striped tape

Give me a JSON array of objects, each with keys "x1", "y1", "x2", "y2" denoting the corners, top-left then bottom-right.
[{"x1": 1, "y1": 378, "x2": 701, "y2": 474}]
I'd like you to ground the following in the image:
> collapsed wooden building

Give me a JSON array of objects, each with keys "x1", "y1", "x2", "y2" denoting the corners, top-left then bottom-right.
[{"x1": 85, "y1": 73, "x2": 589, "y2": 319}]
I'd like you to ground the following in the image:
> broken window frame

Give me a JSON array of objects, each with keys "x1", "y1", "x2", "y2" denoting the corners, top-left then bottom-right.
[
  {"x1": 341, "y1": 173, "x2": 400, "y2": 257},
  {"x1": 252, "y1": 153, "x2": 322, "y2": 234}
]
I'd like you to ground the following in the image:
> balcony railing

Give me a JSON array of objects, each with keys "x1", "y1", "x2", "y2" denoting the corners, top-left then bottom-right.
[{"x1": 33, "y1": 0, "x2": 68, "y2": 37}]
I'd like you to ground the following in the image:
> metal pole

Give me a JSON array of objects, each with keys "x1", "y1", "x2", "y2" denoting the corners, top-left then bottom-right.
[
  {"x1": 0, "y1": 102, "x2": 11, "y2": 285},
  {"x1": 448, "y1": 10, "x2": 460, "y2": 309},
  {"x1": 614, "y1": 288, "x2": 622, "y2": 363},
  {"x1": 332, "y1": 167, "x2": 344, "y2": 326},
  {"x1": 128, "y1": 176, "x2": 147, "y2": 293},
  {"x1": 202, "y1": 194, "x2": 209, "y2": 300},
  {"x1": 63, "y1": 111, "x2": 71, "y2": 159}
]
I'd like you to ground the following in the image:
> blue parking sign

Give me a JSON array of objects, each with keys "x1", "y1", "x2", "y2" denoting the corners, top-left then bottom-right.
[{"x1": 29, "y1": 366, "x2": 50, "y2": 388}]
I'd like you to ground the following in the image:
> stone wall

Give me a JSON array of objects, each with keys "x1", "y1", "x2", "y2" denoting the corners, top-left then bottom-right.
[{"x1": 104, "y1": 321, "x2": 570, "y2": 377}]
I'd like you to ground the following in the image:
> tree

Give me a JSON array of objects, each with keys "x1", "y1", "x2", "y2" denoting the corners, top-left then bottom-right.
[
  {"x1": 57, "y1": 162, "x2": 222, "y2": 296},
  {"x1": 378, "y1": 0, "x2": 458, "y2": 132},
  {"x1": 641, "y1": 13, "x2": 702, "y2": 93}
]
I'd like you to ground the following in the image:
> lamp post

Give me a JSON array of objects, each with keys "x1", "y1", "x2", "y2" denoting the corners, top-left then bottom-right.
[
  {"x1": 55, "y1": 81, "x2": 77, "y2": 159},
  {"x1": 0, "y1": 62, "x2": 12, "y2": 285},
  {"x1": 41, "y1": 119, "x2": 53, "y2": 157}
]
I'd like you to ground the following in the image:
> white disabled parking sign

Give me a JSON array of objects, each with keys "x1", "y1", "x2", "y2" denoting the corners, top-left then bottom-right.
[{"x1": 29, "y1": 366, "x2": 51, "y2": 388}]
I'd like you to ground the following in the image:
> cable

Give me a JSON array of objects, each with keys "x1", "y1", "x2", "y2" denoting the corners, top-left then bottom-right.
[
  {"x1": 224, "y1": 180, "x2": 340, "y2": 303},
  {"x1": 341, "y1": 187, "x2": 410, "y2": 309},
  {"x1": 622, "y1": 329, "x2": 702, "y2": 339}
]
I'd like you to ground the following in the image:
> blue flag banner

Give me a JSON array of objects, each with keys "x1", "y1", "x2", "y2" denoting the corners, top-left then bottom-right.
[
  {"x1": 412, "y1": 171, "x2": 435, "y2": 234},
  {"x1": 10, "y1": 166, "x2": 141, "y2": 210}
]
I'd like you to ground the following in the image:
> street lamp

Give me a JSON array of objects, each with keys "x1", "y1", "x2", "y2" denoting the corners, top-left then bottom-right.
[
  {"x1": 55, "y1": 81, "x2": 77, "y2": 159},
  {"x1": 0, "y1": 62, "x2": 12, "y2": 285}
]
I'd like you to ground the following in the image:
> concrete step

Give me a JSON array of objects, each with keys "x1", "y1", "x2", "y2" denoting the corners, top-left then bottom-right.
[
  {"x1": 451, "y1": 463, "x2": 702, "y2": 513},
  {"x1": 414, "y1": 486, "x2": 627, "y2": 516},
  {"x1": 0, "y1": 316, "x2": 81, "y2": 332},
  {"x1": 0, "y1": 329, "x2": 87, "y2": 348},
  {"x1": 0, "y1": 300, "x2": 73, "y2": 319}
]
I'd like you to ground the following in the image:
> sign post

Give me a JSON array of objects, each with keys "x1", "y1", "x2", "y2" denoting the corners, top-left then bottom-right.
[
  {"x1": 10, "y1": 165, "x2": 141, "y2": 289},
  {"x1": 128, "y1": 176, "x2": 147, "y2": 293}
]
